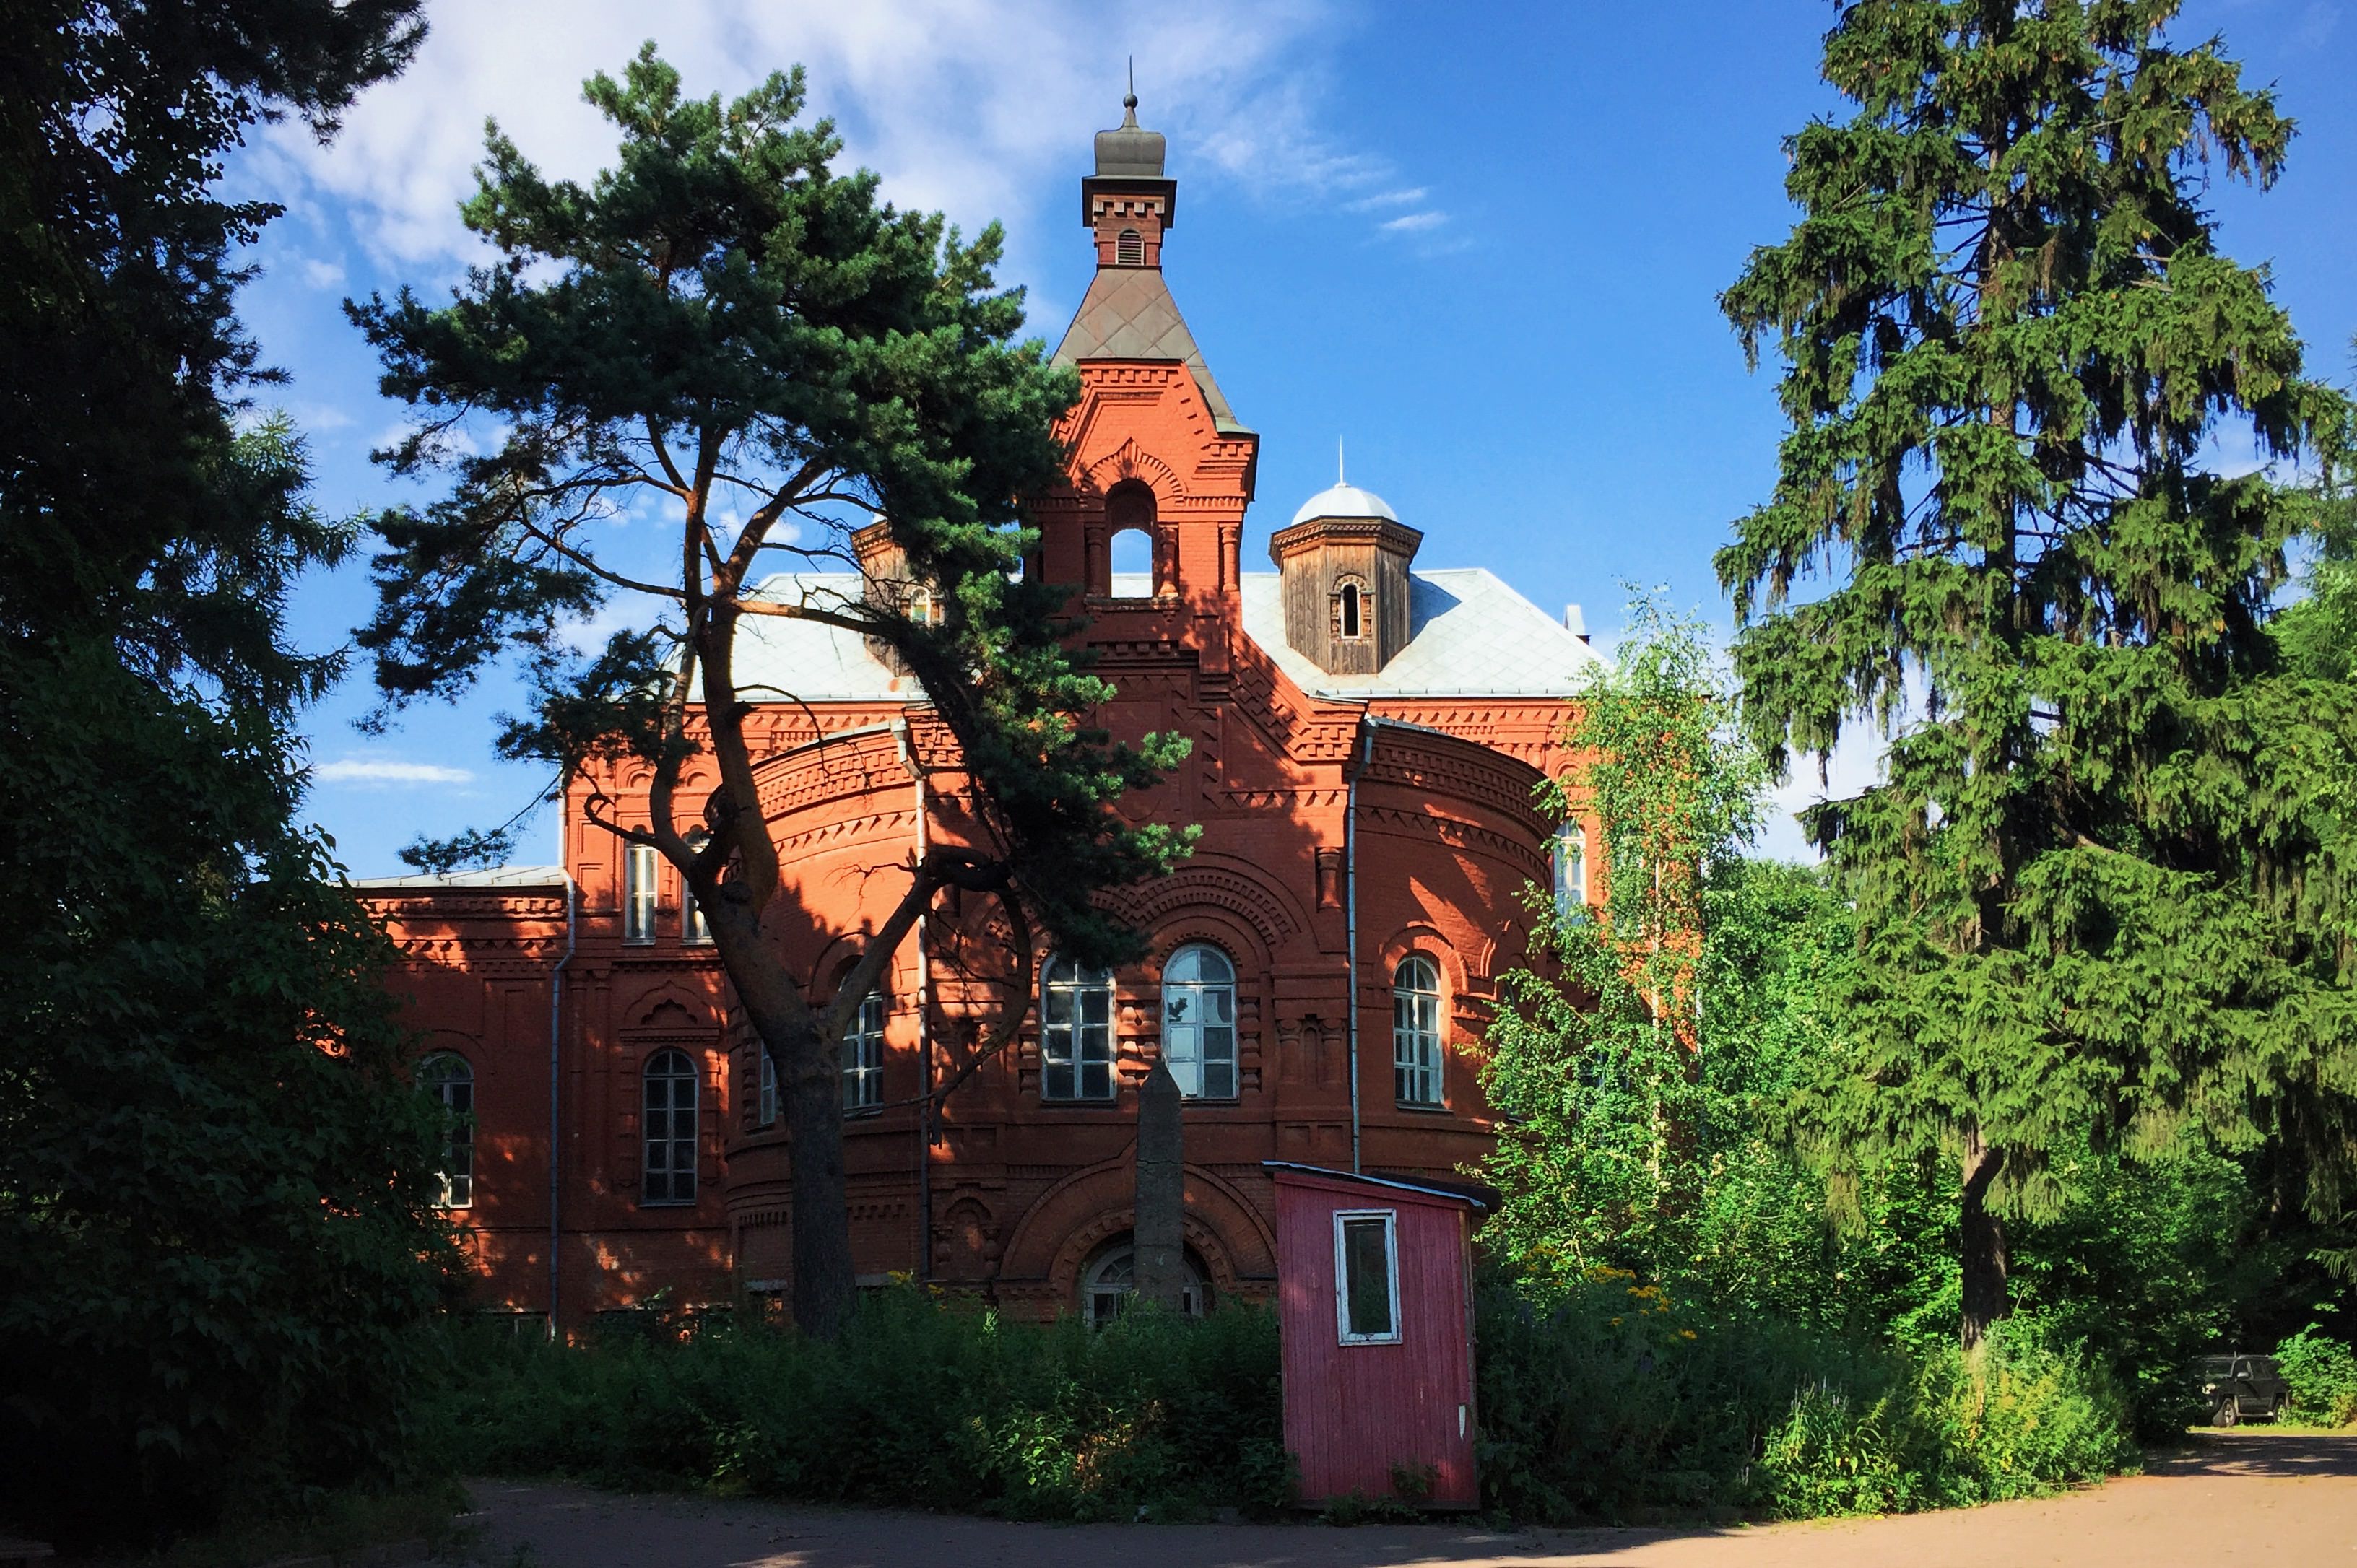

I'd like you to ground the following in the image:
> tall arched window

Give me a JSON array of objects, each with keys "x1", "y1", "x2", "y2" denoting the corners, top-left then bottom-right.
[
  {"x1": 420, "y1": 1052, "x2": 474, "y2": 1208},
  {"x1": 842, "y1": 991, "x2": 886, "y2": 1112},
  {"x1": 1392, "y1": 956, "x2": 1444, "y2": 1106},
  {"x1": 641, "y1": 1048, "x2": 698, "y2": 1205},
  {"x1": 1041, "y1": 955, "x2": 1115, "y2": 1102},
  {"x1": 1161, "y1": 944, "x2": 1236, "y2": 1099},
  {"x1": 755, "y1": 1046, "x2": 777, "y2": 1128},
  {"x1": 1553, "y1": 821, "x2": 1589, "y2": 918},
  {"x1": 1338, "y1": 581, "x2": 1363, "y2": 640},
  {"x1": 1116, "y1": 227, "x2": 1144, "y2": 266}
]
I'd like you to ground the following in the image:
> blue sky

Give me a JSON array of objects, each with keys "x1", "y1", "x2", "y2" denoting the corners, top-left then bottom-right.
[{"x1": 232, "y1": 0, "x2": 2356, "y2": 874}]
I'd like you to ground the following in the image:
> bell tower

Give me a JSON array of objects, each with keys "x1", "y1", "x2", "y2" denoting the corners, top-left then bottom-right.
[{"x1": 1038, "y1": 81, "x2": 1257, "y2": 609}]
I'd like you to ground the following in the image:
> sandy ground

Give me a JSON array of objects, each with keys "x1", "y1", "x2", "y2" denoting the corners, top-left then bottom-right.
[{"x1": 461, "y1": 1431, "x2": 2357, "y2": 1567}]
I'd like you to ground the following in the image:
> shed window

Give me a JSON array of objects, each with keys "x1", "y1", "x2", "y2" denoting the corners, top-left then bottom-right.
[
  {"x1": 1553, "y1": 822, "x2": 1588, "y2": 918},
  {"x1": 1160, "y1": 944, "x2": 1236, "y2": 1099},
  {"x1": 1041, "y1": 955, "x2": 1115, "y2": 1101},
  {"x1": 624, "y1": 843, "x2": 658, "y2": 944},
  {"x1": 1392, "y1": 956, "x2": 1444, "y2": 1106},
  {"x1": 1116, "y1": 227, "x2": 1143, "y2": 266},
  {"x1": 842, "y1": 991, "x2": 886, "y2": 1113},
  {"x1": 1334, "y1": 1209, "x2": 1401, "y2": 1344},
  {"x1": 641, "y1": 1048, "x2": 698, "y2": 1205},
  {"x1": 420, "y1": 1052, "x2": 474, "y2": 1208}
]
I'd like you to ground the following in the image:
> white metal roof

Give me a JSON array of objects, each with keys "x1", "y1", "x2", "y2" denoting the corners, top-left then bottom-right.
[
  {"x1": 350, "y1": 865, "x2": 566, "y2": 889},
  {"x1": 722, "y1": 567, "x2": 1598, "y2": 706},
  {"x1": 1288, "y1": 481, "x2": 1399, "y2": 526}
]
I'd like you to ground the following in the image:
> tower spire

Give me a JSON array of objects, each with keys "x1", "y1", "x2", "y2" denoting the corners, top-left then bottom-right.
[
  {"x1": 1124, "y1": 57, "x2": 1137, "y2": 123},
  {"x1": 1338, "y1": 437, "x2": 1346, "y2": 486}
]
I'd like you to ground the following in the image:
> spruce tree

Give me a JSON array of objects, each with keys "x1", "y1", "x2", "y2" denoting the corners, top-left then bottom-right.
[
  {"x1": 352, "y1": 47, "x2": 1191, "y2": 1337},
  {"x1": 1719, "y1": 0, "x2": 2357, "y2": 1346}
]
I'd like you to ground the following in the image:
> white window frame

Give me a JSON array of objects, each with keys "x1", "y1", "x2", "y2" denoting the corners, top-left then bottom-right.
[
  {"x1": 1160, "y1": 943, "x2": 1237, "y2": 1100},
  {"x1": 842, "y1": 991, "x2": 886, "y2": 1113},
  {"x1": 1392, "y1": 955, "x2": 1444, "y2": 1107},
  {"x1": 1040, "y1": 956, "x2": 1116, "y2": 1102},
  {"x1": 680, "y1": 832, "x2": 712, "y2": 945},
  {"x1": 1333, "y1": 1208, "x2": 1402, "y2": 1346},
  {"x1": 624, "y1": 842, "x2": 659, "y2": 944},
  {"x1": 641, "y1": 1048, "x2": 698, "y2": 1205},
  {"x1": 1553, "y1": 820, "x2": 1588, "y2": 918},
  {"x1": 420, "y1": 1051, "x2": 474, "y2": 1209},
  {"x1": 755, "y1": 1046, "x2": 778, "y2": 1128}
]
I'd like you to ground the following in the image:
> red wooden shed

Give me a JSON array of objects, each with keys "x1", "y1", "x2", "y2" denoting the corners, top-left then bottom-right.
[{"x1": 1265, "y1": 1162, "x2": 1486, "y2": 1509}]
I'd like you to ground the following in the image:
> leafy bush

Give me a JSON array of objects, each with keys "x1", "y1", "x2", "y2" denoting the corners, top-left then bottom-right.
[
  {"x1": 438, "y1": 1287, "x2": 1288, "y2": 1520},
  {"x1": 2274, "y1": 1327, "x2": 2357, "y2": 1426},
  {"x1": 1476, "y1": 1268, "x2": 2135, "y2": 1523}
]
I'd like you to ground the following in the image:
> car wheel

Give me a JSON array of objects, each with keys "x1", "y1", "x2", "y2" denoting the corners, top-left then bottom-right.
[
  {"x1": 2271, "y1": 1396, "x2": 2288, "y2": 1423},
  {"x1": 2214, "y1": 1399, "x2": 2239, "y2": 1428}
]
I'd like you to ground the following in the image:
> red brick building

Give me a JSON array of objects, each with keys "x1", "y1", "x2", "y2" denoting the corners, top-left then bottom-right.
[{"x1": 358, "y1": 97, "x2": 1598, "y2": 1329}]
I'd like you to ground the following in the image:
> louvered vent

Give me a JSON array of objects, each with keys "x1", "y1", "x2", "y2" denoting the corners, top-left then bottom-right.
[{"x1": 1116, "y1": 227, "x2": 1144, "y2": 266}]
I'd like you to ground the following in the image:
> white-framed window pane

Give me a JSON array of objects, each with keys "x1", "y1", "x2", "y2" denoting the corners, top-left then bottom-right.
[
  {"x1": 1161, "y1": 943, "x2": 1236, "y2": 1101},
  {"x1": 642, "y1": 1049, "x2": 698, "y2": 1204},
  {"x1": 1392, "y1": 955, "x2": 1443, "y2": 1106},
  {"x1": 843, "y1": 991, "x2": 886, "y2": 1112},
  {"x1": 420, "y1": 1052, "x2": 474, "y2": 1208},
  {"x1": 1553, "y1": 821, "x2": 1587, "y2": 919},
  {"x1": 1042, "y1": 957, "x2": 1116, "y2": 1102},
  {"x1": 625, "y1": 843, "x2": 659, "y2": 944},
  {"x1": 1335, "y1": 1210, "x2": 1401, "y2": 1344}
]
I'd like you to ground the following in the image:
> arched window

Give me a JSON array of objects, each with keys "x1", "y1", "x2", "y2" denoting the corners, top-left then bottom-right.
[
  {"x1": 842, "y1": 990, "x2": 886, "y2": 1112},
  {"x1": 681, "y1": 830, "x2": 712, "y2": 944},
  {"x1": 1161, "y1": 943, "x2": 1236, "y2": 1099},
  {"x1": 1339, "y1": 581, "x2": 1363, "y2": 640},
  {"x1": 623, "y1": 842, "x2": 658, "y2": 944},
  {"x1": 1104, "y1": 479, "x2": 1158, "y2": 595},
  {"x1": 1116, "y1": 227, "x2": 1144, "y2": 266},
  {"x1": 907, "y1": 585, "x2": 941, "y2": 626},
  {"x1": 755, "y1": 1046, "x2": 778, "y2": 1128},
  {"x1": 1553, "y1": 821, "x2": 1588, "y2": 918},
  {"x1": 1082, "y1": 1241, "x2": 1208, "y2": 1323},
  {"x1": 1041, "y1": 955, "x2": 1115, "y2": 1102},
  {"x1": 1392, "y1": 955, "x2": 1443, "y2": 1106},
  {"x1": 641, "y1": 1048, "x2": 698, "y2": 1205},
  {"x1": 420, "y1": 1052, "x2": 474, "y2": 1208}
]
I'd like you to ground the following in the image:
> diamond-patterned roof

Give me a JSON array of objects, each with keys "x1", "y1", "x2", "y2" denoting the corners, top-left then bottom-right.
[{"x1": 1053, "y1": 267, "x2": 1251, "y2": 436}]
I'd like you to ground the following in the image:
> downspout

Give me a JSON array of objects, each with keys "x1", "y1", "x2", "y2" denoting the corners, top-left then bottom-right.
[
  {"x1": 893, "y1": 718, "x2": 932, "y2": 1280},
  {"x1": 1343, "y1": 717, "x2": 1377, "y2": 1175},
  {"x1": 547, "y1": 869, "x2": 576, "y2": 1339}
]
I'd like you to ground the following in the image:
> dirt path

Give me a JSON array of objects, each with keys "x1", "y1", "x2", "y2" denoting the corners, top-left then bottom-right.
[{"x1": 462, "y1": 1431, "x2": 2357, "y2": 1567}]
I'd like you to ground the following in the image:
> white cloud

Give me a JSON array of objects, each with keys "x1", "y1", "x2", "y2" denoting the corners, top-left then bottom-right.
[
  {"x1": 299, "y1": 256, "x2": 346, "y2": 289},
  {"x1": 1345, "y1": 186, "x2": 1428, "y2": 212},
  {"x1": 1379, "y1": 209, "x2": 1448, "y2": 233},
  {"x1": 246, "y1": 0, "x2": 1431, "y2": 290},
  {"x1": 316, "y1": 757, "x2": 475, "y2": 785}
]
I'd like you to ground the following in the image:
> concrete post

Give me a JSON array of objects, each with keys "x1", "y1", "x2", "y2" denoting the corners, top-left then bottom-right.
[{"x1": 1134, "y1": 1058, "x2": 1185, "y2": 1310}]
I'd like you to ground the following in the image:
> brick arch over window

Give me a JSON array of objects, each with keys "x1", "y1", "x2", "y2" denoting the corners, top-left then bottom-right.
[
  {"x1": 1108, "y1": 854, "x2": 1311, "y2": 962},
  {"x1": 997, "y1": 1154, "x2": 1277, "y2": 1302}
]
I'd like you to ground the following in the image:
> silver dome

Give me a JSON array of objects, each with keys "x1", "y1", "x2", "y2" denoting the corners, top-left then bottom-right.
[{"x1": 1289, "y1": 482, "x2": 1399, "y2": 526}]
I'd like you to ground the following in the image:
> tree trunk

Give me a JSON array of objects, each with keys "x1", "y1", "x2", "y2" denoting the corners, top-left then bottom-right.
[
  {"x1": 703, "y1": 897, "x2": 856, "y2": 1338},
  {"x1": 1960, "y1": 1133, "x2": 2009, "y2": 1353}
]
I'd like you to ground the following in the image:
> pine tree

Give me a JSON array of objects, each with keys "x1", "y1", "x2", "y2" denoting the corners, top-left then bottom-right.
[
  {"x1": 1719, "y1": 0, "x2": 2357, "y2": 1347},
  {"x1": 352, "y1": 47, "x2": 1191, "y2": 1337}
]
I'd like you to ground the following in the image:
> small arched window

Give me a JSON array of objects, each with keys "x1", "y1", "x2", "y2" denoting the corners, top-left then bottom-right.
[
  {"x1": 1041, "y1": 955, "x2": 1116, "y2": 1102},
  {"x1": 420, "y1": 1052, "x2": 474, "y2": 1208},
  {"x1": 641, "y1": 1048, "x2": 698, "y2": 1205},
  {"x1": 842, "y1": 991, "x2": 886, "y2": 1113},
  {"x1": 907, "y1": 585, "x2": 941, "y2": 626},
  {"x1": 1332, "y1": 577, "x2": 1369, "y2": 642},
  {"x1": 1161, "y1": 944, "x2": 1237, "y2": 1099},
  {"x1": 1083, "y1": 1241, "x2": 1208, "y2": 1323},
  {"x1": 1553, "y1": 821, "x2": 1589, "y2": 918},
  {"x1": 1392, "y1": 956, "x2": 1443, "y2": 1106},
  {"x1": 1116, "y1": 227, "x2": 1144, "y2": 266}
]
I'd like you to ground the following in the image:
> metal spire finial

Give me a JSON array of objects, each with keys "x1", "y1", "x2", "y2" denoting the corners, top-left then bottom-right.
[
  {"x1": 1337, "y1": 437, "x2": 1346, "y2": 487},
  {"x1": 1122, "y1": 57, "x2": 1138, "y2": 124}
]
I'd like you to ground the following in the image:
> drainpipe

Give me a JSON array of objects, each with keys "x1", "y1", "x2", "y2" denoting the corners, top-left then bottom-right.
[
  {"x1": 547, "y1": 868, "x2": 576, "y2": 1339},
  {"x1": 893, "y1": 718, "x2": 932, "y2": 1280},
  {"x1": 1342, "y1": 717, "x2": 1377, "y2": 1174}
]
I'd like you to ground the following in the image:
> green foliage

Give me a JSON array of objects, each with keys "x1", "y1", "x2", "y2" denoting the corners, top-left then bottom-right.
[
  {"x1": 2273, "y1": 1326, "x2": 2357, "y2": 1427},
  {"x1": 1475, "y1": 1268, "x2": 2133, "y2": 1523},
  {"x1": 1717, "y1": 0, "x2": 2357, "y2": 1341},
  {"x1": 436, "y1": 1289, "x2": 1290, "y2": 1520}
]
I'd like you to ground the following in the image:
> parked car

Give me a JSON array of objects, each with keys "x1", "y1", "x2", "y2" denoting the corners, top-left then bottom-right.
[{"x1": 2193, "y1": 1353, "x2": 2289, "y2": 1426}]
